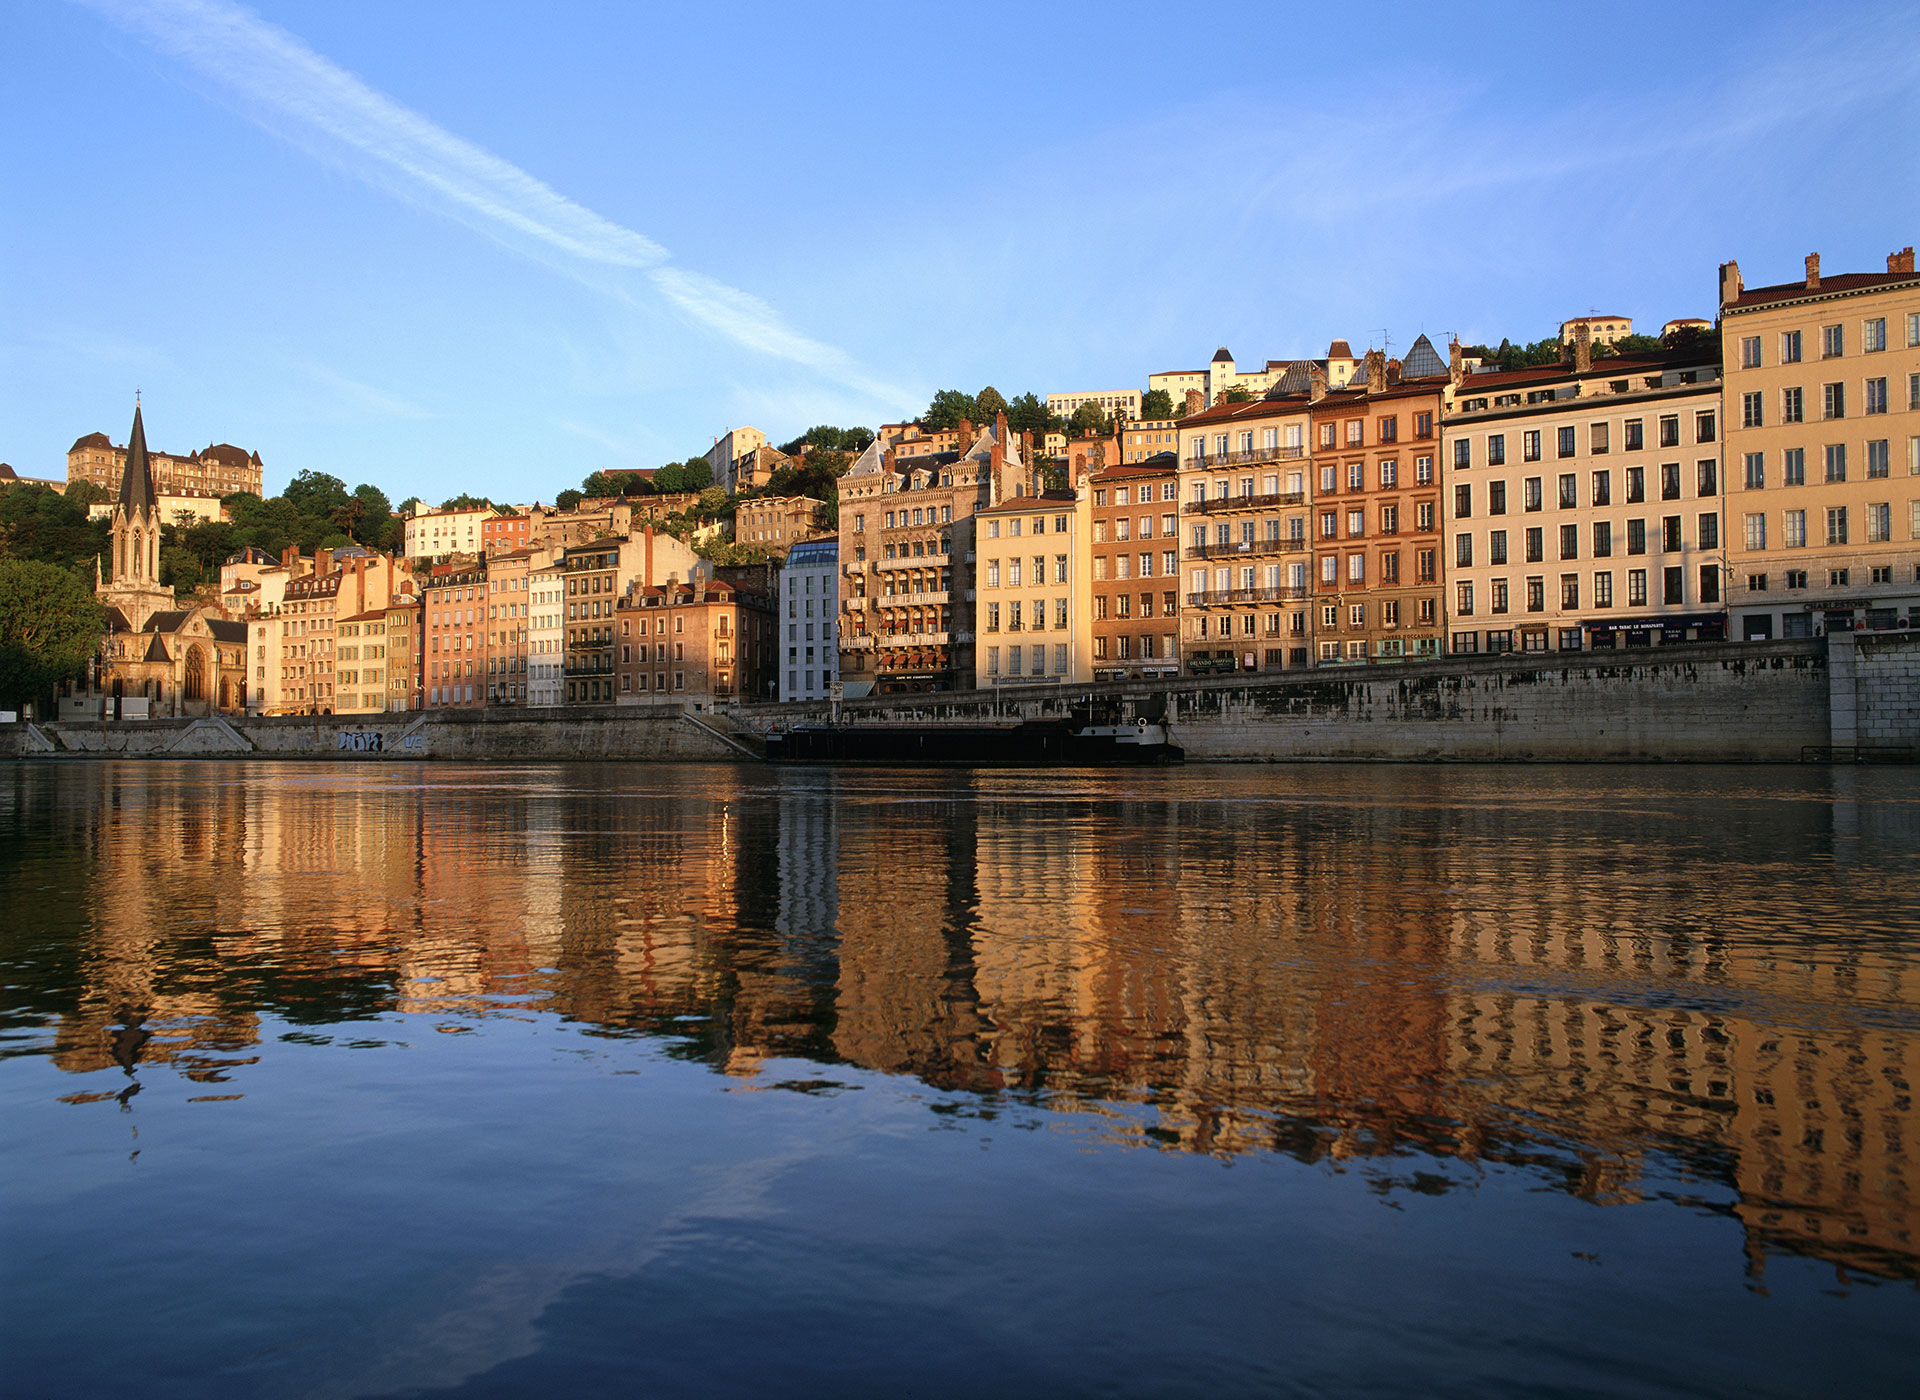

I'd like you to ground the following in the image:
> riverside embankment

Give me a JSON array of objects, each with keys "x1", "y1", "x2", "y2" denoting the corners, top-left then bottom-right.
[{"x1": 7, "y1": 633, "x2": 1916, "y2": 762}]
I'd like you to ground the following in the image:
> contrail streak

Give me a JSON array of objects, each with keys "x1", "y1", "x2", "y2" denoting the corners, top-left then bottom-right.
[{"x1": 77, "y1": 0, "x2": 897, "y2": 401}]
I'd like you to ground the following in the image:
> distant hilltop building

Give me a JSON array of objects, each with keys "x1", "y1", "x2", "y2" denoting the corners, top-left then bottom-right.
[
  {"x1": 1559, "y1": 315, "x2": 1633, "y2": 347},
  {"x1": 1150, "y1": 344, "x2": 1361, "y2": 409},
  {"x1": 0, "y1": 462, "x2": 67, "y2": 492},
  {"x1": 67, "y1": 428, "x2": 263, "y2": 499},
  {"x1": 1046, "y1": 389, "x2": 1142, "y2": 422}
]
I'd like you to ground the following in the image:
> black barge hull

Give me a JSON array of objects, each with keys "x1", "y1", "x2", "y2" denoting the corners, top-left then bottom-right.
[{"x1": 765, "y1": 722, "x2": 1182, "y2": 766}]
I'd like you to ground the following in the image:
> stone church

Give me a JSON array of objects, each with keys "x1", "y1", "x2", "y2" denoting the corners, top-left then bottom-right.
[{"x1": 90, "y1": 404, "x2": 249, "y2": 716}]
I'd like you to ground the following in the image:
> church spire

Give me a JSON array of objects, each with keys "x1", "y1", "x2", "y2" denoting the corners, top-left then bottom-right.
[{"x1": 118, "y1": 402, "x2": 158, "y2": 515}]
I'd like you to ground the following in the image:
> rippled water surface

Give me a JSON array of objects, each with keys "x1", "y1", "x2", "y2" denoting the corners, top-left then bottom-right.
[{"x1": 3, "y1": 760, "x2": 1918, "y2": 1398}]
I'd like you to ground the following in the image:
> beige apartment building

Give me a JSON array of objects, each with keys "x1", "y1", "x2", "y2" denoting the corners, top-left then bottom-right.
[
  {"x1": 1118, "y1": 419, "x2": 1180, "y2": 464},
  {"x1": 1720, "y1": 249, "x2": 1920, "y2": 639},
  {"x1": 973, "y1": 488, "x2": 1089, "y2": 688},
  {"x1": 1088, "y1": 459, "x2": 1181, "y2": 680},
  {"x1": 1560, "y1": 315, "x2": 1633, "y2": 347},
  {"x1": 384, "y1": 592, "x2": 422, "y2": 711},
  {"x1": 705, "y1": 426, "x2": 768, "y2": 494},
  {"x1": 335, "y1": 611, "x2": 393, "y2": 715},
  {"x1": 404, "y1": 503, "x2": 496, "y2": 560},
  {"x1": 528, "y1": 556, "x2": 567, "y2": 706},
  {"x1": 1442, "y1": 338, "x2": 1728, "y2": 655},
  {"x1": 614, "y1": 578, "x2": 775, "y2": 704},
  {"x1": 736, "y1": 494, "x2": 827, "y2": 557},
  {"x1": 1174, "y1": 394, "x2": 1314, "y2": 673},
  {"x1": 271, "y1": 551, "x2": 410, "y2": 714},
  {"x1": 837, "y1": 417, "x2": 1026, "y2": 694},
  {"x1": 484, "y1": 547, "x2": 541, "y2": 705}
]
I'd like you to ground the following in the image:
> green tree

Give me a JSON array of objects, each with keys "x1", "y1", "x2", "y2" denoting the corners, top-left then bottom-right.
[
  {"x1": 1005, "y1": 392, "x2": 1061, "y2": 440},
  {"x1": 696, "y1": 486, "x2": 729, "y2": 515},
  {"x1": 64, "y1": 479, "x2": 110, "y2": 509},
  {"x1": 1069, "y1": 400, "x2": 1111, "y2": 436},
  {"x1": 1140, "y1": 388, "x2": 1174, "y2": 420},
  {"x1": 159, "y1": 542, "x2": 203, "y2": 593},
  {"x1": 581, "y1": 470, "x2": 623, "y2": 498},
  {"x1": 0, "y1": 559, "x2": 105, "y2": 713},
  {"x1": 651, "y1": 463, "x2": 687, "y2": 493},
  {"x1": 554, "y1": 489, "x2": 584, "y2": 512},
  {"x1": 679, "y1": 458, "x2": 715, "y2": 491},
  {"x1": 283, "y1": 469, "x2": 351, "y2": 517},
  {"x1": 923, "y1": 389, "x2": 980, "y2": 431},
  {"x1": 350, "y1": 484, "x2": 392, "y2": 545},
  {"x1": 975, "y1": 386, "x2": 1009, "y2": 420},
  {"x1": 1222, "y1": 386, "x2": 1255, "y2": 404},
  {"x1": 183, "y1": 520, "x2": 239, "y2": 573},
  {"x1": 0, "y1": 484, "x2": 111, "y2": 574},
  {"x1": 439, "y1": 493, "x2": 491, "y2": 511}
]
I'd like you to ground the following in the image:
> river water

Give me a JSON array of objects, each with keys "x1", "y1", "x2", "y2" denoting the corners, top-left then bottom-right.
[{"x1": 2, "y1": 760, "x2": 1917, "y2": 1398}]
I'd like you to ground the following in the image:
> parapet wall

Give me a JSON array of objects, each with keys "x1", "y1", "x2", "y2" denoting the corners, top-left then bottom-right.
[{"x1": 6, "y1": 635, "x2": 1914, "y2": 763}]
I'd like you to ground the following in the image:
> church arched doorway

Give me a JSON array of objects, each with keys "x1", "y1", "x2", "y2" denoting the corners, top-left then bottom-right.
[{"x1": 184, "y1": 645, "x2": 208, "y2": 706}]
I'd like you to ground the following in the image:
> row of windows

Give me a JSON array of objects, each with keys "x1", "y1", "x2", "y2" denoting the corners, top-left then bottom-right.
[
  {"x1": 984, "y1": 556, "x2": 1070, "y2": 587},
  {"x1": 1737, "y1": 440, "x2": 1919, "y2": 486},
  {"x1": 1737, "y1": 315, "x2": 1920, "y2": 368},
  {"x1": 983, "y1": 599, "x2": 1070, "y2": 631},
  {"x1": 1452, "y1": 414, "x2": 1714, "y2": 468},
  {"x1": 1740, "y1": 503, "x2": 1913, "y2": 549},
  {"x1": 983, "y1": 644, "x2": 1074, "y2": 677},
  {"x1": 1448, "y1": 464, "x2": 1717, "y2": 515},
  {"x1": 1736, "y1": 376, "x2": 1916, "y2": 425},
  {"x1": 1453, "y1": 515, "x2": 1717, "y2": 566},
  {"x1": 1452, "y1": 566, "x2": 1716, "y2": 613}
]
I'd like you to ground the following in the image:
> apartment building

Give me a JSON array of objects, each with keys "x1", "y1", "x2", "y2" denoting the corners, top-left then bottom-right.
[
  {"x1": 336, "y1": 611, "x2": 393, "y2": 715},
  {"x1": 1560, "y1": 315, "x2": 1633, "y2": 347},
  {"x1": 1443, "y1": 337, "x2": 1728, "y2": 655},
  {"x1": 705, "y1": 426, "x2": 768, "y2": 494},
  {"x1": 482, "y1": 513, "x2": 530, "y2": 555},
  {"x1": 1721, "y1": 249, "x2": 1920, "y2": 639},
  {"x1": 483, "y1": 548, "x2": 540, "y2": 705},
  {"x1": 837, "y1": 418, "x2": 1023, "y2": 694},
  {"x1": 425, "y1": 560, "x2": 489, "y2": 708},
  {"x1": 974, "y1": 488, "x2": 1088, "y2": 688},
  {"x1": 1174, "y1": 394, "x2": 1313, "y2": 673},
  {"x1": 274, "y1": 551, "x2": 409, "y2": 714},
  {"x1": 560, "y1": 542, "x2": 622, "y2": 705},
  {"x1": 528, "y1": 556, "x2": 567, "y2": 706},
  {"x1": 384, "y1": 591, "x2": 422, "y2": 712},
  {"x1": 1119, "y1": 419, "x2": 1180, "y2": 463},
  {"x1": 615, "y1": 579, "x2": 776, "y2": 704},
  {"x1": 1088, "y1": 460, "x2": 1181, "y2": 680},
  {"x1": 405, "y1": 503, "x2": 496, "y2": 560},
  {"x1": 738, "y1": 494, "x2": 828, "y2": 558},
  {"x1": 778, "y1": 538, "x2": 839, "y2": 702},
  {"x1": 1305, "y1": 344, "x2": 1448, "y2": 663}
]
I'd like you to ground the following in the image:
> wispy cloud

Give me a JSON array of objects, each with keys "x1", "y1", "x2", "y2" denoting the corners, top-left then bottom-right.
[
  {"x1": 76, "y1": 0, "x2": 903, "y2": 404},
  {"x1": 298, "y1": 360, "x2": 435, "y2": 422}
]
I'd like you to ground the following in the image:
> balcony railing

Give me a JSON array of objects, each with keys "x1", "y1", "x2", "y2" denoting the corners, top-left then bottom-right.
[
  {"x1": 1184, "y1": 538, "x2": 1308, "y2": 560},
  {"x1": 1186, "y1": 586, "x2": 1310, "y2": 606},
  {"x1": 1182, "y1": 491, "x2": 1307, "y2": 516},
  {"x1": 841, "y1": 636, "x2": 875, "y2": 651},
  {"x1": 1184, "y1": 445, "x2": 1305, "y2": 469},
  {"x1": 876, "y1": 630, "x2": 951, "y2": 647}
]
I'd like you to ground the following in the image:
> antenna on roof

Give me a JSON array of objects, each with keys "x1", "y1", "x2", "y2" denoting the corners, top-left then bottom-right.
[{"x1": 1374, "y1": 330, "x2": 1392, "y2": 355}]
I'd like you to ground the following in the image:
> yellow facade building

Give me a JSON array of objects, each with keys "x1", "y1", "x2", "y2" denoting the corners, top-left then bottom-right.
[{"x1": 1721, "y1": 248, "x2": 1920, "y2": 639}]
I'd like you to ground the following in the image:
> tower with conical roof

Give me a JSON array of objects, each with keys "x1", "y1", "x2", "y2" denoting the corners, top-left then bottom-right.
[{"x1": 99, "y1": 402, "x2": 176, "y2": 630}]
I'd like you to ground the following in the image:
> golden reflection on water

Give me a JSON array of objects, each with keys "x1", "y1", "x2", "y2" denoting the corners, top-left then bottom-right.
[{"x1": 8, "y1": 761, "x2": 1919, "y2": 1282}]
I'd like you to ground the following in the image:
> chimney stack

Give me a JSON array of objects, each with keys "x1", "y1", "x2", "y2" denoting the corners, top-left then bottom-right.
[
  {"x1": 1719, "y1": 259, "x2": 1743, "y2": 308},
  {"x1": 1307, "y1": 365, "x2": 1327, "y2": 404},
  {"x1": 957, "y1": 418, "x2": 974, "y2": 445},
  {"x1": 1183, "y1": 388, "x2": 1204, "y2": 417},
  {"x1": 1574, "y1": 323, "x2": 1592, "y2": 374},
  {"x1": 1805, "y1": 252, "x2": 1821, "y2": 289},
  {"x1": 1891, "y1": 246, "x2": 1916, "y2": 275}
]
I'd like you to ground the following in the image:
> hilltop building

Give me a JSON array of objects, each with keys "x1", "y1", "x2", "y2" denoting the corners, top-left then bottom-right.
[{"x1": 67, "y1": 428, "x2": 263, "y2": 499}]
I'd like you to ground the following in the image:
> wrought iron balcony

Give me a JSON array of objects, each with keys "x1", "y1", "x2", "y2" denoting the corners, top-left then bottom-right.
[
  {"x1": 1182, "y1": 491, "x2": 1307, "y2": 516},
  {"x1": 1186, "y1": 585, "x2": 1309, "y2": 607},
  {"x1": 1184, "y1": 538, "x2": 1308, "y2": 560}
]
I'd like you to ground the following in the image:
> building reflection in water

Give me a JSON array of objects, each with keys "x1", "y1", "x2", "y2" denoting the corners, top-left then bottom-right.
[{"x1": 8, "y1": 761, "x2": 1917, "y2": 1282}]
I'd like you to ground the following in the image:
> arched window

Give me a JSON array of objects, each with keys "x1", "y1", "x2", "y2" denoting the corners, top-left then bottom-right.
[{"x1": 184, "y1": 646, "x2": 208, "y2": 703}]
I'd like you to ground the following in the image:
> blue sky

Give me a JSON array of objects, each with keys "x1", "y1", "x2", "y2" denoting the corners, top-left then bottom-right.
[{"x1": 4, "y1": 0, "x2": 1917, "y2": 507}]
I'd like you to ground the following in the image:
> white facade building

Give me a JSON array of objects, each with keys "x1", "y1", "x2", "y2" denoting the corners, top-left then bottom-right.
[
  {"x1": 779, "y1": 538, "x2": 839, "y2": 702},
  {"x1": 527, "y1": 558, "x2": 567, "y2": 706},
  {"x1": 404, "y1": 504, "x2": 495, "y2": 560}
]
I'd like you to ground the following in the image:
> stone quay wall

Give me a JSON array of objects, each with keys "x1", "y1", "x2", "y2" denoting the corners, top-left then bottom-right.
[{"x1": 6, "y1": 635, "x2": 1916, "y2": 763}]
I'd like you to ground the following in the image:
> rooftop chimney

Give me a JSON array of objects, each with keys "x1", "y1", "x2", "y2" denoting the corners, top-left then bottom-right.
[
  {"x1": 1891, "y1": 246, "x2": 1916, "y2": 275},
  {"x1": 957, "y1": 418, "x2": 974, "y2": 444},
  {"x1": 1718, "y1": 259, "x2": 1743, "y2": 308},
  {"x1": 1805, "y1": 253, "x2": 1820, "y2": 289},
  {"x1": 1574, "y1": 322, "x2": 1592, "y2": 374},
  {"x1": 1307, "y1": 365, "x2": 1327, "y2": 404}
]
